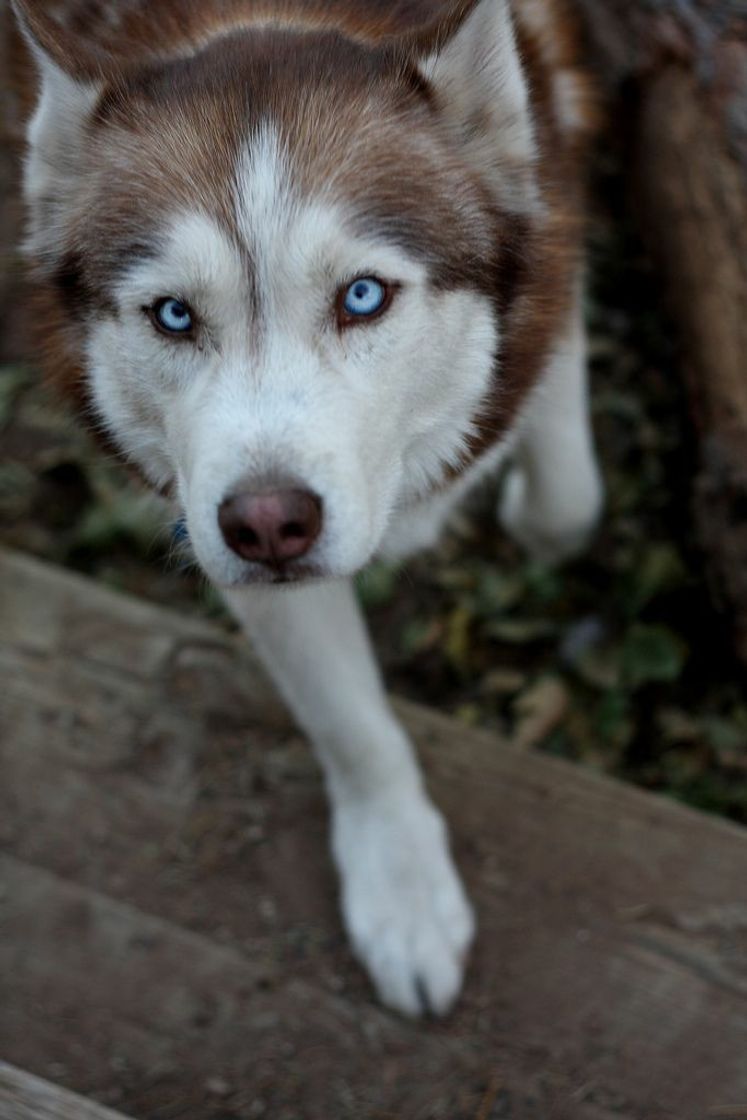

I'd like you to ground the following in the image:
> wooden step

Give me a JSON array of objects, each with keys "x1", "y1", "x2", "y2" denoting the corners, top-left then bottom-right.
[
  {"x1": 0, "y1": 1061, "x2": 134, "y2": 1120},
  {"x1": 1, "y1": 547, "x2": 746, "y2": 1120}
]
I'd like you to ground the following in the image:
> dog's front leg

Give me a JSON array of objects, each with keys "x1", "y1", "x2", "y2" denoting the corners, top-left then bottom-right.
[{"x1": 223, "y1": 578, "x2": 473, "y2": 1017}]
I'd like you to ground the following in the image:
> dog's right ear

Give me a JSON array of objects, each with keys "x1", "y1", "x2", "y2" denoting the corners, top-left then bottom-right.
[
  {"x1": 12, "y1": 0, "x2": 110, "y2": 257},
  {"x1": 11, "y1": 0, "x2": 113, "y2": 79}
]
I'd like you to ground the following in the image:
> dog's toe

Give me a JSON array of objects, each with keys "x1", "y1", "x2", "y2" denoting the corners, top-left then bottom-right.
[
  {"x1": 332, "y1": 792, "x2": 474, "y2": 1019},
  {"x1": 365, "y1": 911, "x2": 468, "y2": 1018}
]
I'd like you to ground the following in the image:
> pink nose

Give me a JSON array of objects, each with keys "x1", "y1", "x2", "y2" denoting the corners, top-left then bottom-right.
[{"x1": 218, "y1": 489, "x2": 322, "y2": 566}]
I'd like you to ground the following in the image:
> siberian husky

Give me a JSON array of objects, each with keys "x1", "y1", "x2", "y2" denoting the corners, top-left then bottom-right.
[{"x1": 12, "y1": 0, "x2": 603, "y2": 1016}]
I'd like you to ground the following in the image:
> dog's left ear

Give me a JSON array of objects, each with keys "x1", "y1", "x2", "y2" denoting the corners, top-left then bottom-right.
[{"x1": 413, "y1": 0, "x2": 537, "y2": 210}]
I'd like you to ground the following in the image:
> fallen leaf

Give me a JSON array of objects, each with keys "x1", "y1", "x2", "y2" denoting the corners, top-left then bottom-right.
[{"x1": 512, "y1": 676, "x2": 570, "y2": 751}]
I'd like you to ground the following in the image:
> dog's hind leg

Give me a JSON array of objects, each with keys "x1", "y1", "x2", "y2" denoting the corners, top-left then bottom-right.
[
  {"x1": 223, "y1": 578, "x2": 474, "y2": 1018},
  {"x1": 498, "y1": 288, "x2": 604, "y2": 565}
]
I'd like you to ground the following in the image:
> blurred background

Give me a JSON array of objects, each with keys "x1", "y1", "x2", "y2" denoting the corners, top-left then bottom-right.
[{"x1": 1, "y1": 0, "x2": 746, "y2": 822}]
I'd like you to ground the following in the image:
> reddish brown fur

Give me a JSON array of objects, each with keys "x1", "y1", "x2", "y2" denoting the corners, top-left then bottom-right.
[{"x1": 12, "y1": 0, "x2": 596, "y2": 477}]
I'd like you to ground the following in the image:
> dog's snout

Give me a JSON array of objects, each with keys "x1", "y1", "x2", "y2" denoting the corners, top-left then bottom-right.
[{"x1": 218, "y1": 488, "x2": 322, "y2": 566}]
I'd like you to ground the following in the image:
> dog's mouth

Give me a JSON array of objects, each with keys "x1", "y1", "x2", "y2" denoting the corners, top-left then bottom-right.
[{"x1": 229, "y1": 560, "x2": 329, "y2": 588}]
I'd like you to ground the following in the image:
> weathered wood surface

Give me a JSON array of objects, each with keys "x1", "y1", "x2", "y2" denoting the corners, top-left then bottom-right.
[
  {"x1": 0, "y1": 1061, "x2": 134, "y2": 1120},
  {"x1": 1, "y1": 547, "x2": 747, "y2": 1120},
  {"x1": 574, "y1": 0, "x2": 747, "y2": 661}
]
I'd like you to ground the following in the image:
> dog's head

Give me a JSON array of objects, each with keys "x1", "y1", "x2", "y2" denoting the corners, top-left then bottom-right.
[{"x1": 16, "y1": 0, "x2": 544, "y2": 585}]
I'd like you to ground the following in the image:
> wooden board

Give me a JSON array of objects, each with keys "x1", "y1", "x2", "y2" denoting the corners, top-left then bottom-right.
[
  {"x1": 0, "y1": 1061, "x2": 134, "y2": 1120},
  {"x1": 1, "y1": 547, "x2": 746, "y2": 1120}
]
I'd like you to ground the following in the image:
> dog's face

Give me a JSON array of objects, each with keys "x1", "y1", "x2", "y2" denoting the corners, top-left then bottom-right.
[{"x1": 18, "y1": 0, "x2": 539, "y2": 585}]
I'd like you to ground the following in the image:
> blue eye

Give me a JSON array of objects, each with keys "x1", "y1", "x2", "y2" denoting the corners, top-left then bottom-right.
[
  {"x1": 153, "y1": 297, "x2": 194, "y2": 334},
  {"x1": 342, "y1": 277, "x2": 388, "y2": 319}
]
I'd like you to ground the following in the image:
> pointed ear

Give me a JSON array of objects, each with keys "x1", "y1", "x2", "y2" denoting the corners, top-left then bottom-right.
[
  {"x1": 12, "y1": 1, "x2": 107, "y2": 258},
  {"x1": 11, "y1": 0, "x2": 113, "y2": 79},
  {"x1": 416, "y1": 0, "x2": 538, "y2": 211}
]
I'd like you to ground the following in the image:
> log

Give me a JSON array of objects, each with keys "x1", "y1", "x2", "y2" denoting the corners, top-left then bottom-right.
[
  {"x1": 573, "y1": 0, "x2": 747, "y2": 660},
  {"x1": 0, "y1": 1062, "x2": 134, "y2": 1120},
  {"x1": 2, "y1": 547, "x2": 747, "y2": 1119}
]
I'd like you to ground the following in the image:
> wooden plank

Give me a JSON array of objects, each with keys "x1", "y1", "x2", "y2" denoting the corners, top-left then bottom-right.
[
  {"x1": 1, "y1": 547, "x2": 747, "y2": 1120},
  {"x1": 0, "y1": 1061, "x2": 134, "y2": 1120}
]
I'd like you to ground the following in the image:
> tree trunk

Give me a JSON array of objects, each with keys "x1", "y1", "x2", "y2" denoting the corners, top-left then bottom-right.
[{"x1": 574, "y1": 0, "x2": 747, "y2": 661}]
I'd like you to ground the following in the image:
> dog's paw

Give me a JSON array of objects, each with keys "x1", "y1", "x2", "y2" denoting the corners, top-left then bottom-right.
[
  {"x1": 331, "y1": 791, "x2": 474, "y2": 1018},
  {"x1": 498, "y1": 464, "x2": 603, "y2": 566}
]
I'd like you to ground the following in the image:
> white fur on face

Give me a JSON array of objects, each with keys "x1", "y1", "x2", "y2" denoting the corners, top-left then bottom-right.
[{"x1": 86, "y1": 125, "x2": 499, "y2": 585}]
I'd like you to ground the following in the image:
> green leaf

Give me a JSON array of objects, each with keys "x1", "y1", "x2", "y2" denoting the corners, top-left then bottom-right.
[
  {"x1": 621, "y1": 624, "x2": 687, "y2": 689},
  {"x1": 71, "y1": 488, "x2": 164, "y2": 553},
  {"x1": 444, "y1": 606, "x2": 473, "y2": 674},
  {"x1": 400, "y1": 618, "x2": 439, "y2": 657},
  {"x1": 621, "y1": 543, "x2": 687, "y2": 616},
  {"x1": 472, "y1": 569, "x2": 525, "y2": 613},
  {"x1": 356, "y1": 561, "x2": 401, "y2": 609},
  {"x1": 702, "y1": 717, "x2": 746, "y2": 755},
  {"x1": 523, "y1": 562, "x2": 564, "y2": 606},
  {"x1": 594, "y1": 689, "x2": 634, "y2": 749},
  {"x1": 485, "y1": 618, "x2": 556, "y2": 644},
  {"x1": 575, "y1": 645, "x2": 621, "y2": 691}
]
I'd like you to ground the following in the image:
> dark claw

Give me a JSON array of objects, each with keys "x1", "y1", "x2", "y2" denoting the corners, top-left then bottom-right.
[{"x1": 414, "y1": 974, "x2": 436, "y2": 1019}]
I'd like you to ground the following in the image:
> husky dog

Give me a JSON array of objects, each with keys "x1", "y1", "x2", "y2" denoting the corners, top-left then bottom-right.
[{"x1": 12, "y1": 0, "x2": 603, "y2": 1016}]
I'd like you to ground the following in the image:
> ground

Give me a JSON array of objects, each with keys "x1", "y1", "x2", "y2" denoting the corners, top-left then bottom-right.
[{"x1": 0, "y1": 139, "x2": 745, "y2": 823}]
